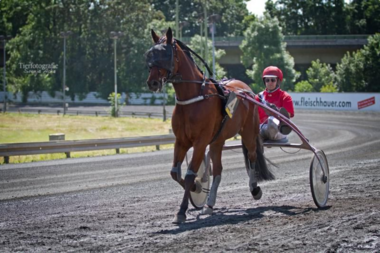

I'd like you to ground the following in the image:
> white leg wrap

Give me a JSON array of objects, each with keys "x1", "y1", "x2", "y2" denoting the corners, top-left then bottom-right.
[
  {"x1": 171, "y1": 162, "x2": 182, "y2": 181},
  {"x1": 249, "y1": 163, "x2": 258, "y2": 192},
  {"x1": 186, "y1": 169, "x2": 197, "y2": 176},
  {"x1": 207, "y1": 175, "x2": 221, "y2": 207}
]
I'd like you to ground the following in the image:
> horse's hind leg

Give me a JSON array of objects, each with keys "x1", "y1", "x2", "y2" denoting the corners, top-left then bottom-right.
[
  {"x1": 241, "y1": 140, "x2": 262, "y2": 200},
  {"x1": 241, "y1": 126, "x2": 275, "y2": 200},
  {"x1": 240, "y1": 109, "x2": 264, "y2": 200},
  {"x1": 201, "y1": 142, "x2": 224, "y2": 215}
]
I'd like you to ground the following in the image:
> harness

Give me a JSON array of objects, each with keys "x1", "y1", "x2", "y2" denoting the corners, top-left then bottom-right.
[
  {"x1": 145, "y1": 38, "x2": 241, "y2": 144},
  {"x1": 145, "y1": 38, "x2": 225, "y2": 103}
]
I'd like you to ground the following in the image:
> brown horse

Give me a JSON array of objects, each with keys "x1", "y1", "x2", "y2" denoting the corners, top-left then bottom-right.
[{"x1": 145, "y1": 28, "x2": 274, "y2": 223}]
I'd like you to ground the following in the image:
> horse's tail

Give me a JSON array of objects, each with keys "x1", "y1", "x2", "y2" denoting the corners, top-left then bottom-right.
[
  {"x1": 241, "y1": 137, "x2": 275, "y2": 181},
  {"x1": 254, "y1": 136, "x2": 275, "y2": 181}
]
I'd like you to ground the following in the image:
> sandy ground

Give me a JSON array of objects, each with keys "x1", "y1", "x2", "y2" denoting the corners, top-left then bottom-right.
[{"x1": 0, "y1": 111, "x2": 379, "y2": 252}]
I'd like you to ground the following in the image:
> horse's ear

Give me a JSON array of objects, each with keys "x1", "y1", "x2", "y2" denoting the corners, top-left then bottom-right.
[
  {"x1": 166, "y1": 27, "x2": 173, "y2": 44},
  {"x1": 151, "y1": 29, "x2": 160, "y2": 44}
]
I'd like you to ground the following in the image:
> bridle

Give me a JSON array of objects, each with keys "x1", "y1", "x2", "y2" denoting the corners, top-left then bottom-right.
[
  {"x1": 145, "y1": 37, "x2": 226, "y2": 106},
  {"x1": 145, "y1": 37, "x2": 177, "y2": 85},
  {"x1": 145, "y1": 38, "x2": 215, "y2": 86}
]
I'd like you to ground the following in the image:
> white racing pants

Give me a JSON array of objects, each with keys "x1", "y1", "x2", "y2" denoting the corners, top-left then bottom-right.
[{"x1": 260, "y1": 116, "x2": 287, "y2": 141}]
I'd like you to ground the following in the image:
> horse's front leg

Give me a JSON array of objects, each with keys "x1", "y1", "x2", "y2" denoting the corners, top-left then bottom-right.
[
  {"x1": 173, "y1": 143, "x2": 207, "y2": 224},
  {"x1": 201, "y1": 142, "x2": 224, "y2": 215},
  {"x1": 171, "y1": 140, "x2": 191, "y2": 189}
]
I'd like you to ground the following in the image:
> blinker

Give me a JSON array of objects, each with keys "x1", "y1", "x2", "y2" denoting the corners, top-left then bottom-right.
[{"x1": 144, "y1": 44, "x2": 173, "y2": 72}]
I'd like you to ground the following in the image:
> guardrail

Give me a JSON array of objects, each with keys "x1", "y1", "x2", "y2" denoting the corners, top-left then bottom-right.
[
  {"x1": 0, "y1": 134, "x2": 176, "y2": 164},
  {"x1": 1, "y1": 106, "x2": 173, "y2": 119}
]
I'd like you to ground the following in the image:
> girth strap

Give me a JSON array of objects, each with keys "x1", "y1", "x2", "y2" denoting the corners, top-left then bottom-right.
[{"x1": 209, "y1": 115, "x2": 229, "y2": 145}]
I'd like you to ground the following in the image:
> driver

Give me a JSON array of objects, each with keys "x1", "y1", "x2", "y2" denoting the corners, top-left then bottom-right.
[{"x1": 257, "y1": 66, "x2": 294, "y2": 142}]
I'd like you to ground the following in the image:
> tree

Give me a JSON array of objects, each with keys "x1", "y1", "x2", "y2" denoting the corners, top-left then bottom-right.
[
  {"x1": 294, "y1": 80, "x2": 314, "y2": 92},
  {"x1": 336, "y1": 51, "x2": 365, "y2": 92},
  {"x1": 320, "y1": 83, "x2": 338, "y2": 92},
  {"x1": 240, "y1": 14, "x2": 296, "y2": 92},
  {"x1": 189, "y1": 35, "x2": 226, "y2": 79},
  {"x1": 266, "y1": 0, "x2": 348, "y2": 35},
  {"x1": 0, "y1": 0, "x2": 32, "y2": 37},
  {"x1": 266, "y1": 0, "x2": 379, "y2": 35},
  {"x1": 306, "y1": 60, "x2": 335, "y2": 92},
  {"x1": 5, "y1": 0, "x2": 157, "y2": 101},
  {"x1": 5, "y1": 0, "x2": 61, "y2": 101},
  {"x1": 149, "y1": 0, "x2": 249, "y2": 37},
  {"x1": 336, "y1": 34, "x2": 380, "y2": 92},
  {"x1": 361, "y1": 33, "x2": 380, "y2": 92},
  {"x1": 347, "y1": 0, "x2": 380, "y2": 34}
]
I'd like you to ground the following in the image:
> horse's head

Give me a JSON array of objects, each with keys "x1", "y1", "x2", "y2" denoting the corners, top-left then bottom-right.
[{"x1": 145, "y1": 28, "x2": 178, "y2": 92}]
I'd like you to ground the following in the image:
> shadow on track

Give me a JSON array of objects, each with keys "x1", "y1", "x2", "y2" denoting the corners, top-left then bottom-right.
[{"x1": 155, "y1": 205, "x2": 331, "y2": 235}]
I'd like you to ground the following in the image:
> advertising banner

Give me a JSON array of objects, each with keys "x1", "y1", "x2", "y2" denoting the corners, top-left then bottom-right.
[
  {"x1": 1, "y1": 91, "x2": 379, "y2": 110},
  {"x1": 289, "y1": 93, "x2": 380, "y2": 111}
]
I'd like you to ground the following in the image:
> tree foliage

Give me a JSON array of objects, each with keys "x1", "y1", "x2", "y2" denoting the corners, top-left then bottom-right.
[
  {"x1": 336, "y1": 34, "x2": 380, "y2": 92},
  {"x1": 360, "y1": 33, "x2": 380, "y2": 92},
  {"x1": 346, "y1": 0, "x2": 380, "y2": 34},
  {"x1": 306, "y1": 60, "x2": 336, "y2": 92},
  {"x1": 4, "y1": 0, "x2": 156, "y2": 101},
  {"x1": 320, "y1": 83, "x2": 338, "y2": 92},
  {"x1": 294, "y1": 80, "x2": 314, "y2": 92},
  {"x1": 189, "y1": 35, "x2": 226, "y2": 79},
  {"x1": 150, "y1": 0, "x2": 249, "y2": 38},
  {"x1": 336, "y1": 51, "x2": 365, "y2": 92},
  {"x1": 265, "y1": 0, "x2": 380, "y2": 35},
  {"x1": 240, "y1": 14, "x2": 296, "y2": 92},
  {"x1": 0, "y1": 0, "x2": 32, "y2": 37},
  {"x1": 265, "y1": 0, "x2": 348, "y2": 35}
]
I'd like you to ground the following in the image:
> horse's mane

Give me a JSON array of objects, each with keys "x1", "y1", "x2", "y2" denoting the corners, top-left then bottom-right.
[
  {"x1": 157, "y1": 35, "x2": 212, "y2": 77},
  {"x1": 175, "y1": 39, "x2": 205, "y2": 75}
]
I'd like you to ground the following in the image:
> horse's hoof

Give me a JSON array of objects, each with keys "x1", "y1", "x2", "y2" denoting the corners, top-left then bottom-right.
[
  {"x1": 194, "y1": 179, "x2": 202, "y2": 193},
  {"x1": 251, "y1": 186, "x2": 262, "y2": 200},
  {"x1": 172, "y1": 213, "x2": 186, "y2": 224},
  {"x1": 201, "y1": 205, "x2": 213, "y2": 215}
]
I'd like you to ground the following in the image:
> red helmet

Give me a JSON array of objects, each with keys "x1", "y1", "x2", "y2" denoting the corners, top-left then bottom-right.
[{"x1": 262, "y1": 66, "x2": 283, "y2": 82}]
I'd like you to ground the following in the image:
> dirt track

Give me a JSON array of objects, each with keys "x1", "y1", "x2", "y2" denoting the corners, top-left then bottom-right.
[{"x1": 0, "y1": 110, "x2": 379, "y2": 252}]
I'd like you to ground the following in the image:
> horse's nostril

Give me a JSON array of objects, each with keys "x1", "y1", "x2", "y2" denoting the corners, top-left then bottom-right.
[
  {"x1": 147, "y1": 80, "x2": 160, "y2": 90},
  {"x1": 150, "y1": 80, "x2": 159, "y2": 87}
]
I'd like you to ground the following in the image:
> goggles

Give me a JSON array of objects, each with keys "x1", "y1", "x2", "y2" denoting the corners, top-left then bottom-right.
[{"x1": 264, "y1": 78, "x2": 277, "y2": 83}]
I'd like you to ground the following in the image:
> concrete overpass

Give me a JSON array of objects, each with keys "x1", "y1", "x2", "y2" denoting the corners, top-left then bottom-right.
[
  {"x1": 183, "y1": 35, "x2": 368, "y2": 81},
  {"x1": 182, "y1": 35, "x2": 368, "y2": 65}
]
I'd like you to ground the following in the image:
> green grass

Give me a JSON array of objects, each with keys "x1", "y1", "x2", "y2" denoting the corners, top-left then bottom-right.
[{"x1": 0, "y1": 113, "x2": 173, "y2": 164}]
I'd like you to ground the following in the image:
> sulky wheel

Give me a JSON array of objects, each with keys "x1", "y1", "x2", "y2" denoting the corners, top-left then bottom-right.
[
  {"x1": 309, "y1": 150, "x2": 330, "y2": 208},
  {"x1": 190, "y1": 154, "x2": 210, "y2": 210}
]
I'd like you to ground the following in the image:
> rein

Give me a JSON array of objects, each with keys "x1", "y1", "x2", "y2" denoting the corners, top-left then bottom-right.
[
  {"x1": 174, "y1": 39, "x2": 213, "y2": 78},
  {"x1": 165, "y1": 39, "x2": 226, "y2": 105},
  {"x1": 149, "y1": 36, "x2": 229, "y2": 144}
]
